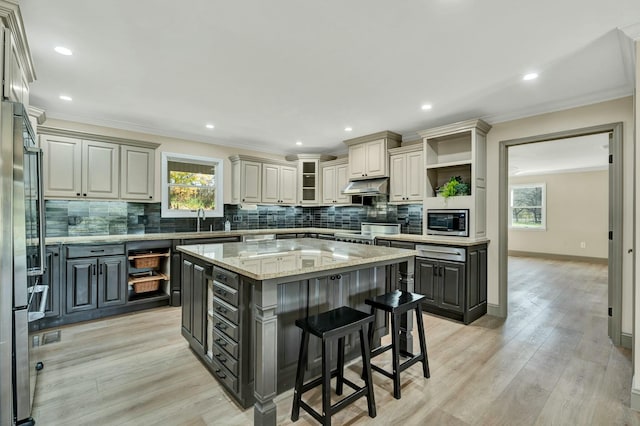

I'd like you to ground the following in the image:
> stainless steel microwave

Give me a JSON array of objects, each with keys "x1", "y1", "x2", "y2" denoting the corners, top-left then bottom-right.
[{"x1": 426, "y1": 209, "x2": 469, "y2": 237}]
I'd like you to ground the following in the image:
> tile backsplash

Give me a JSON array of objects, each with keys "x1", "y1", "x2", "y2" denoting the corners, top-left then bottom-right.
[{"x1": 45, "y1": 200, "x2": 423, "y2": 237}]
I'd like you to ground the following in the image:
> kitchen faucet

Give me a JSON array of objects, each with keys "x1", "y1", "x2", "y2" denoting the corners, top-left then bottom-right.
[{"x1": 196, "y1": 207, "x2": 205, "y2": 232}]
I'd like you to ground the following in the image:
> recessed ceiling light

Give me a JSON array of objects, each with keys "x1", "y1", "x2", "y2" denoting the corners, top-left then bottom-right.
[
  {"x1": 344, "y1": 127, "x2": 352, "y2": 132},
  {"x1": 54, "y1": 46, "x2": 72, "y2": 56},
  {"x1": 421, "y1": 104, "x2": 433, "y2": 110},
  {"x1": 59, "y1": 95, "x2": 72, "y2": 101},
  {"x1": 296, "y1": 141, "x2": 302, "y2": 146},
  {"x1": 205, "y1": 124, "x2": 215, "y2": 129},
  {"x1": 523, "y1": 72, "x2": 538, "y2": 81}
]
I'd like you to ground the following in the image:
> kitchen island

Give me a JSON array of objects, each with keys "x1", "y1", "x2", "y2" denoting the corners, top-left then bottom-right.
[{"x1": 176, "y1": 238, "x2": 416, "y2": 426}]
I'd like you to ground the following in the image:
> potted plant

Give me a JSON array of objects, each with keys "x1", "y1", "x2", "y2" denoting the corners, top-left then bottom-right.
[{"x1": 437, "y1": 176, "x2": 470, "y2": 198}]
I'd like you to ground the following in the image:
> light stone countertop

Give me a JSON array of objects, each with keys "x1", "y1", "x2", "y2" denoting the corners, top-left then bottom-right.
[
  {"x1": 377, "y1": 233, "x2": 490, "y2": 246},
  {"x1": 44, "y1": 227, "x2": 341, "y2": 245},
  {"x1": 176, "y1": 238, "x2": 416, "y2": 281}
]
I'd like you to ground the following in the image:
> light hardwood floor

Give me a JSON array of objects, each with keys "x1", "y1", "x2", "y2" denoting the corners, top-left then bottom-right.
[{"x1": 32, "y1": 257, "x2": 640, "y2": 425}]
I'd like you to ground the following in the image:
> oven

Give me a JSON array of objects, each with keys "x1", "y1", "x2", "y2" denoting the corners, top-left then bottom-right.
[{"x1": 426, "y1": 209, "x2": 469, "y2": 237}]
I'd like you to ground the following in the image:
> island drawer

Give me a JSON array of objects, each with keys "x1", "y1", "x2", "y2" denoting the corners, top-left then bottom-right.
[
  {"x1": 211, "y1": 356, "x2": 238, "y2": 393},
  {"x1": 212, "y1": 342, "x2": 239, "y2": 376},
  {"x1": 211, "y1": 281, "x2": 238, "y2": 306},
  {"x1": 213, "y1": 297, "x2": 239, "y2": 324},
  {"x1": 213, "y1": 312, "x2": 239, "y2": 342},
  {"x1": 213, "y1": 328, "x2": 239, "y2": 359},
  {"x1": 213, "y1": 267, "x2": 238, "y2": 291}
]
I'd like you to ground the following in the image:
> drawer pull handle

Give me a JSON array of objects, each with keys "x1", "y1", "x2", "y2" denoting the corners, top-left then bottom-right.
[
  {"x1": 214, "y1": 369, "x2": 226, "y2": 379},
  {"x1": 216, "y1": 322, "x2": 227, "y2": 330},
  {"x1": 216, "y1": 338, "x2": 227, "y2": 347},
  {"x1": 216, "y1": 274, "x2": 226, "y2": 281},
  {"x1": 218, "y1": 307, "x2": 227, "y2": 314}
]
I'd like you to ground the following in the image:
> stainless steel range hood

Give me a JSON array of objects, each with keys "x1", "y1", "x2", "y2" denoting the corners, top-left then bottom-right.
[{"x1": 341, "y1": 178, "x2": 388, "y2": 195}]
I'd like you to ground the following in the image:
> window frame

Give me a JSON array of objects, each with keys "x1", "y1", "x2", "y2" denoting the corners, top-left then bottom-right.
[
  {"x1": 160, "y1": 151, "x2": 224, "y2": 218},
  {"x1": 508, "y1": 182, "x2": 546, "y2": 230}
]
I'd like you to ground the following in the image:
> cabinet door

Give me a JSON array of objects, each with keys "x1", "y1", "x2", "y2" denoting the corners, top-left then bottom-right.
[
  {"x1": 3, "y1": 29, "x2": 26, "y2": 104},
  {"x1": 42, "y1": 246, "x2": 61, "y2": 318},
  {"x1": 120, "y1": 145, "x2": 155, "y2": 200},
  {"x1": 66, "y1": 258, "x2": 98, "y2": 313},
  {"x1": 406, "y1": 150, "x2": 424, "y2": 201},
  {"x1": 415, "y1": 258, "x2": 437, "y2": 306},
  {"x1": 348, "y1": 144, "x2": 366, "y2": 179},
  {"x1": 240, "y1": 161, "x2": 262, "y2": 203},
  {"x1": 41, "y1": 135, "x2": 82, "y2": 198},
  {"x1": 279, "y1": 165, "x2": 298, "y2": 204},
  {"x1": 181, "y1": 258, "x2": 193, "y2": 333},
  {"x1": 321, "y1": 166, "x2": 336, "y2": 204},
  {"x1": 261, "y1": 164, "x2": 280, "y2": 203},
  {"x1": 365, "y1": 139, "x2": 387, "y2": 177},
  {"x1": 439, "y1": 261, "x2": 465, "y2": 313},
  {"x1": 276, "y1": 280, "x2": 308, "y2": 391},
  {"x1": 82, "y1": 140, "x2": 119, "y2": 199},
  {"x1": 98, "y1": 256, "x2": 127, "y2": 308},
  {"x1": 389, "y1": 154, "x2": 406, "y2": 202},
  {"x1": 191, "y1": 263, "x2": 207, "y2": 354},
  {"x1": 335, "y1": 163, "x2": 350, "y2": 204},
  {"x1": 467, "y1": 246, "x2": 487, "y2": 310}
]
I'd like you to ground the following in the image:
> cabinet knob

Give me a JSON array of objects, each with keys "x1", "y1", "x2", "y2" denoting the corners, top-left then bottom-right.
[
  {"x1": 149, "y1": 196, "x2": 152, "y2": 199},
  {"x1": 76, "y1": 193, "x2": 80, "y2": 196},
  {"x1": 83, "y1": 193, "x2": 87, "y2": 197}
]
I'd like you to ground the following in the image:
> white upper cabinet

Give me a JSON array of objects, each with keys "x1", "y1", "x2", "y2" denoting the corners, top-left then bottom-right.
[
  {"x1": 0, "y1": 6, "x2": 36, "y2": 107},
  {"x1": 321, "y1": 158, "x2": 350, "y2": 205},
  {"x1": 262, "y1": 163, "x2": 297, "y2": 204},
  {"x1": 41, "y1": 135, "x2": 82, "y2": 198},
  {"x1": 41, "y1": 130, "x2": 159, "y2": 201},
  {"x1": 284, "y1": 154, "x2": 337, "y2": 206},
  {"x1": 82, "y1": 140, "x2": 119, "y2": 199},
  {"x1": 419, "y1": 118, "x2": 491, "y2": 238},
  {"x1": 3, "y1": 28, "x2": 28, "y2": 105},
  {"x1": 42, "y1": 136, "x2": 119, "y2": 199},
  {"x1": 121, "y1": 145, "x2": 155, "y2": 200},
  {"x1": 344, "y1": 131, "x2": 401, "y2": 180},
  {"x1": 389, "y1": 145, "x2": 424, "y2": 203}
]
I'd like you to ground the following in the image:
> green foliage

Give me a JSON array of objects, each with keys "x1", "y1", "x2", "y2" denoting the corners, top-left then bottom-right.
[{"x1": 439, "y1": 176, "x2": 469, "y2": 198}]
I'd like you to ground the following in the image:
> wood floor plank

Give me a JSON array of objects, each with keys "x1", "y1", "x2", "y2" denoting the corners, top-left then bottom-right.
[{"x1": 31, "y1": 256, "x2": 640, "y2": 425}]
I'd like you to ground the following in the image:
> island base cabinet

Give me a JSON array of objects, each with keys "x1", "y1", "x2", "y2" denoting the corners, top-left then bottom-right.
[{"x1": 276, "y1": 267, "x2": 388, "y2": 393}]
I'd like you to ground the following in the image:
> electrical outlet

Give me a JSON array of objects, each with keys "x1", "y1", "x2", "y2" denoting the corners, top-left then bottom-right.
[{"x1": 580, "y1": 241, "x2": 586, "y2": 248}]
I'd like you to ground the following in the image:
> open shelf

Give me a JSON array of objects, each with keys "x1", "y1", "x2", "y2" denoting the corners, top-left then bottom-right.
[{"x1": 128, "y1": 271, "x2": 168, "y2": 284}]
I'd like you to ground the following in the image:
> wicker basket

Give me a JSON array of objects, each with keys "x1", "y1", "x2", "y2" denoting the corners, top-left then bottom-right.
[
  {"x1": 132, "y1": 279, "x2": 160, "y2": 294},
  {"x1": 131, "y1": 256, "x2": 160, "y2": 269}
]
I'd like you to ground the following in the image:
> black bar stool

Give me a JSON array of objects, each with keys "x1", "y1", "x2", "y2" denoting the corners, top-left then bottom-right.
[
  {"x1": 291, "y1": 306, "x2": 376, "y2": 426},
  {"x1": 365, "y1": 290, "x2": 430, "y2": 399}
]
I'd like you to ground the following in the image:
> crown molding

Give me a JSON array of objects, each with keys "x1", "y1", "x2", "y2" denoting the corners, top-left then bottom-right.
[
  {"x1": 417, "y1": 118, "x2": 492, "y2": 139},
  {"x1": 38, "y1": 125, "x2": 161, "y2": 149},
  {"x1": 0, "y1": 1, "x2": 35, "y2": 81},
  {"x1": 284, "y1": 153, "x2": 337, "y2": 161},
  {"x1": 620, "y1": 22, "x2": 640, "y2": 41},
  {"x1": 343, "y1": 130, "x2": 402, "y2": 146},
  {"x1": 27, "y1": 105, "x2": 46, "y2": 124}
]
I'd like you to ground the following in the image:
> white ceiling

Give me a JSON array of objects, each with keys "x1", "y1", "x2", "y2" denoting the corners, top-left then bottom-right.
[
  {"x1": 508, "y1": 133, "x2": 609, "y2": 176},
  {"x1": 19, "y1": 0, "x2": 640, "y2": 156}
]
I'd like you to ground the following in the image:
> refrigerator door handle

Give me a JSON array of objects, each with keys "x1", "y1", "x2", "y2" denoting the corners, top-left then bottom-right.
[
  {"x1": 26, "y1": 146, "x2": 45, "y2": 276},
  {"x1": 27, "y1": 284, "x2": 49, "y2": 322}
]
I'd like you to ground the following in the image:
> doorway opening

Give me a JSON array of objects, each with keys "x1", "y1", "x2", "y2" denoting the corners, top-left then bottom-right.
[{"x1": 498, "y1": 123, "x2": 623, "y2": 346}]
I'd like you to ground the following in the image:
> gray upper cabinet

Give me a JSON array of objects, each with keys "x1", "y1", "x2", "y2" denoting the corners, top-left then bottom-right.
[{"x1": 120, "y1": 145, "x2": 155, "y2": 200}]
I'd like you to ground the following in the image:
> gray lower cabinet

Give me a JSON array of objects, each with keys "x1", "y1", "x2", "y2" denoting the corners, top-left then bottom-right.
[
  {"x1": 66, "y1": 253, "x2": 127, "y2": 314},
  {"x1": 414, "y1": 243, "x2": 487, "y2": 324},
  {"x1": 181, "y1": 256, "x2": 209, "y2": 355},
  {"x1": 44, "y1": 245, "x2": 61, "y2": 318}
]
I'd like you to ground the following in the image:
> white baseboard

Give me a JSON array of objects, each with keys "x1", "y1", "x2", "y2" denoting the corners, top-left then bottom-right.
[
  {"x1": 621, "y1": 332, "x2": 632, "y2": 349},
  {"x1": 487, "y1": 303, "x2": 504, "y2": 318}
]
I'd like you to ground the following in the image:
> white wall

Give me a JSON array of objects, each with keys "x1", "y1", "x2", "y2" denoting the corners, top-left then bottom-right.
[
  {"x1": 509, "y1": 170, "x2": 608, "y2": 259},
  {"x1": 41, "y1": 118, "x2": 288, "y2": 205},
  {"x1": 486, "y1": 96, "x2": 634, "y2": 333}
]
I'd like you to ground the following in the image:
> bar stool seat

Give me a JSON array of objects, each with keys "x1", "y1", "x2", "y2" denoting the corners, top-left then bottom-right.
[
  {"x1": 365, "y1": 290, "x2": 430, "y2": 399},
  {"x1": 291, "y1": 306, "x2": 376, "y2": 426}
]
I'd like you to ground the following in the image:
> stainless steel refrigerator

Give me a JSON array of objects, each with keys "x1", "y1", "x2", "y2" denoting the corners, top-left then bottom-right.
[{"x1": 0, "y1": 101, "x2": 46, "y2": 426}]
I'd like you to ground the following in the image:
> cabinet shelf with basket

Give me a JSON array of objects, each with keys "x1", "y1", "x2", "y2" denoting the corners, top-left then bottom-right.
[{"x1": 126, "y1": 242, "x2": 171, "y2": 303}]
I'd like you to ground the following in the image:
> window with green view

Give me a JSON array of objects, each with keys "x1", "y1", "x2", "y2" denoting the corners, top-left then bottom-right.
[
  {"x1": 509, "y1": 183, "x2": 546, "y2": 229},
  {"x1": 161, "y1": 152, "x2": 224, "y2": 217}
]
